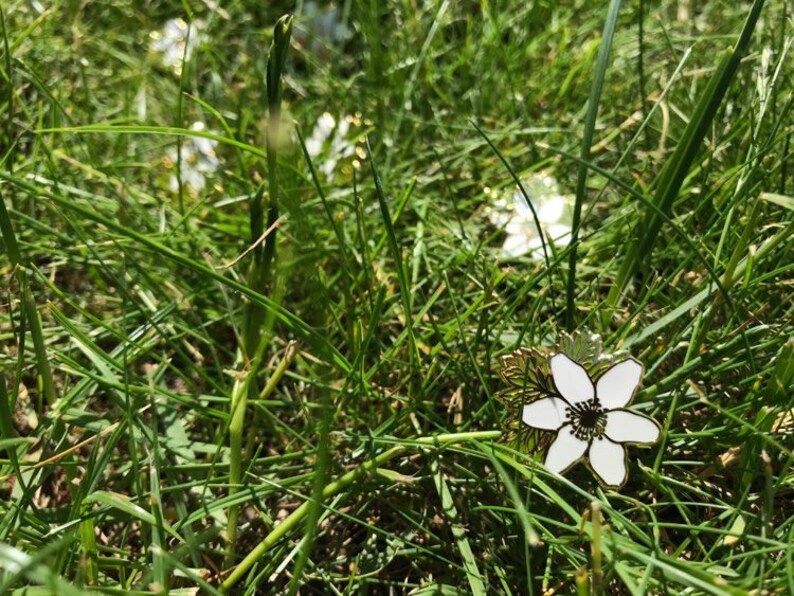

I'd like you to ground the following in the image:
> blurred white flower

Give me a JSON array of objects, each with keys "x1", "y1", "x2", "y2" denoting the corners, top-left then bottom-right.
[
  {"x1": 487, "y1": 173, "x2": 573, "y2": 259},
  {"x1": 305, "y1": 113, "x2": 336, "y2": 157},
  {"x1": 167, "y1": 122, "x2": 219, "y2": 194},
  {"x1": 294, "y1": 1, "x2": 350, "y2": 60},
  {"x1": 149, "y1": 18, "x2": 203, "y2": 75},
  {"x1": 305, "y1": 112, "x2": 356, "y2": 181}
]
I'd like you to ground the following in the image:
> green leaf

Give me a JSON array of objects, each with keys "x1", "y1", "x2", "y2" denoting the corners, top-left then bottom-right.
[
  {"x1": 86, "y1": 491, "x2": 183, "y2": 543},
  {"x1": 760, "y1": 192, "x2": 794, "y2": 211},
  {"x1": 0, "y1": 543, "x2": 87, "y2": 596}
]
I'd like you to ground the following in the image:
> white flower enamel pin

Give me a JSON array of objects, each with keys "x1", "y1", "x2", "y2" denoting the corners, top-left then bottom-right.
[{"x1": 498, "y1": 332, "x2": 661, "y2": 489}]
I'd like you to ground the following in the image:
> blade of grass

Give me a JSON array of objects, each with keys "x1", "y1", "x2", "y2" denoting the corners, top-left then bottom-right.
[
  {"x1": 430, "y1": 458, "x2": 487, "y2": 595},
  {"x1": 242, "y1": 14, "x2": 292, "y2": 359},
  {"x1": 483, "y1": 451, "x2": 541, "y2": 548},
  {"x1": 84, "y1": 490, "x2": 182, "y2": 543},
  {"x1": 590, "y1": 501, "x2": 603, "y2": 595},
  {"x1": 388, "y1": 0, "x2": 450, "y2": 164},
  {"x1": 227, "y1": 13, "x2": 293, "y2": 564},
  {"x1": 77, "y1": 518, "x2": 98, "y2": 587},
  {"x1": 295, "y1": 124, "x2": 355, "y2": 276},
  {"x1": 606, "y1": 0, "x2": 766, "y2": 311},
  {"x1": 220, "y1": 430, "x2": 501, "y2": 592},
  {"x1": 0, "y1": 376, "x2": 24, "y2": 485},
  {"x1": 0, "y1": 189, "x2": 56, "y2": 408},
  {"x1": 366, "y1": 137, "x2": 420, "y2": 393},
  {"x1": 0, "y1": 6, "x2": 14, "y2": 170},
  {"x1": 566, "y1": 0, "x2": 622, "y2": 331},
  {"x1": 147, "y1": 396, "x2": 168, "y2": 592},
  {"x1": 471, "y1": 120, "x2": 552, "y2": 275},
  {"x1": 38, "y1": 124, "x2": 268, "y2": 159},
  {"x1": 0, "y1": 541, "x2": 87, "y2": 596},
  {"x1": 0, "y1": 172, "x2": 351, "y2": 373},
  {"x1": 287, "y1": 382, "x2": 332, "y2": 595}
]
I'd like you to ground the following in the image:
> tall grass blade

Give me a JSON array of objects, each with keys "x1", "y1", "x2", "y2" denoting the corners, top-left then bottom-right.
[
  {"x1": 0, "y1": 190, "x2": 56, "y2": 407},
  {"x1": 366, "y1": 138, "x2": 420, "y2": 388},
  {"x1": 287, "y1": 384, "x2": 332, "y2": 595},
  {"x1": 607, "y1": 0, "x2": 766, "y2": 309},
  {"x1": 565, "y1": 0, "x2": 622, "y2": 330},
  {"x1": 431, "y1": 459, "x2": 487, "y2": 595},
  {"x1": 243, "y1": 14, "x2": 293, "y2": 359},
  {"x1": 227, "y1": 13, "x2": 293, "y2": 565}
]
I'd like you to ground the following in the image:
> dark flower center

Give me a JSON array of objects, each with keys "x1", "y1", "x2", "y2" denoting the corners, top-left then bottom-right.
[{"x1": 566, "y1": 398, "x2": 607, "y2": 441}]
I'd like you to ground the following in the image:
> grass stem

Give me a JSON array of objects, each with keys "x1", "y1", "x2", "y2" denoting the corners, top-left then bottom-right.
[
  {"x1": 0, "y1": 190, "x2": 56, "y2": 408},
  {"x1": 221, "y1": 430, "x2": 501, "y2": 591},
  {"x1": 565, "y1": 0, "x2": 622, "y2": 331},
  {"x1": 226, "y1": 14, "x2": 293, "y2": 563}
]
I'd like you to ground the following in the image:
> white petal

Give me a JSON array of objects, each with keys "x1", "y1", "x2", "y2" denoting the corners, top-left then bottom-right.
[
  {"x1": 513, "y1": 192, "x2": 533, "y2": 218},
  {"x1": 595, "y1": 359, "x2": 643, "y2": 409},
  {"x1": 550, "y1": 353, "x2": 594, "y2": 404},
  {"x1": 165, "y1": 47, "x2": 183, "y2": 68},
  {"x1": 185, "y1": 170, "x2": 205, "y2": 191},
  {"x1": 307, "y1": 137, "x2": 325, "y2": 157},
  {"x1": 588, "y1": 438, "x2": 627, "y2": 487},
  {"x1": 317, "y1": 113, "x2": 334, "y2": 131},
  {"x1": 604, "y1": 410, "x2": 660, "y2": 444},
  {"x1": 525, "y1": 236, "x2": 544, "y2": 258},
  {"x1": 544, "y1": 424, "x2": 588, "y2": 474},
  {"x1": 502, "y1": 233, "x2": 532, "y2": 258},
  {"x1": 320, "y1": 159, "x2": 338, "y2": 177},
  {"x1": 538, "y1": 195, "x2": 565, "y2": 224},
  {"x1": 521, "y1": 397, "x2": 569, "y2": 431},
  {"x1": 193, "y1": 136, "x2": 217, "y2": 156},
  {"x1": 505, "y1": 218, "x2": 532, "y2": 236},
  {"x1": 546, "y1": 223, "x2": 571, "y2": 246},
  {"x1": 197, "y1": 155, "x2": 220, "y2": 172}
]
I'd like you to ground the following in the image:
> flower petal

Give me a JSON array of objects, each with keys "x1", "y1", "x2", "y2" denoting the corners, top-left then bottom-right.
[
  {"x1": 505, "y1": 218, "x2": 530, "y2": 236},
  {"x1": 544, "y1": 424, "x2": 588, "y2": 474},
  {"x1": 550, "y1": 353, "x2": 594, "y2": 404},
  {"x1": 604, "y1": 410, "x2": 660, "y2": 444},
  {"x1": 546, "y1": 223, "x2": 571, "y2": 246},
  {"x1": 588, "y1": 438, "x2": 627, "y2": 487},
  {"x1": 514, "y1": 192, "x2": 533, "y2": 218},
  {"x1": 538, "y1": 195, "x2": 565, "y2": 224},
  {"x1": 521, "y1": 397, "x2": 569, "y2": 431},
  {"x1": 502, "y1": 233, "x2": 532, "y2": 258},
  {"x1": 595, "y1": 359, "x2": 643, "y2": 409}
]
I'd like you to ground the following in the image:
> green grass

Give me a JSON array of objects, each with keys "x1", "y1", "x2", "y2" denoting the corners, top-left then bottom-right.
[{"x1": 1, "y1": 0, "x2": 792, "y2": 594}]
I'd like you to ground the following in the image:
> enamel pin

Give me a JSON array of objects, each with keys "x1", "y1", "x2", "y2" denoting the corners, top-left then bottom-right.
[{"x1": 498, "y1": 332, "x2": 661, "y2": 489}]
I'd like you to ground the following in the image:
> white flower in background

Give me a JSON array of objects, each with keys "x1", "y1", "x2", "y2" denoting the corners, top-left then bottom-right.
[
  {"x1": 305, "y1": 112, "x2": 336, "y2": 157},
  {"x1": 167, "y1": 122, "x2": 219, "y2": 193},
  {"x1": 149, "y1": 18, "x2": 203, "y2": 75},
  {"x1": 487, "y1": 173, "x2": 573, "y2": 259},
  {"x1": 522, "y1": 353, "x2": 660, "y2": 488},
  {"x1": 294, "y1": 1, "x2": 350, "y2": 59},
  {"x1": 305, "y1": 112, "x2": 357, "y2": 181}
]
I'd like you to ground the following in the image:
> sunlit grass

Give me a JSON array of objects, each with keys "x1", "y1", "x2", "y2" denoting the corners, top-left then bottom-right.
[{"x1": 0, "y1": 0, "x2": 792, "y2": 594}]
